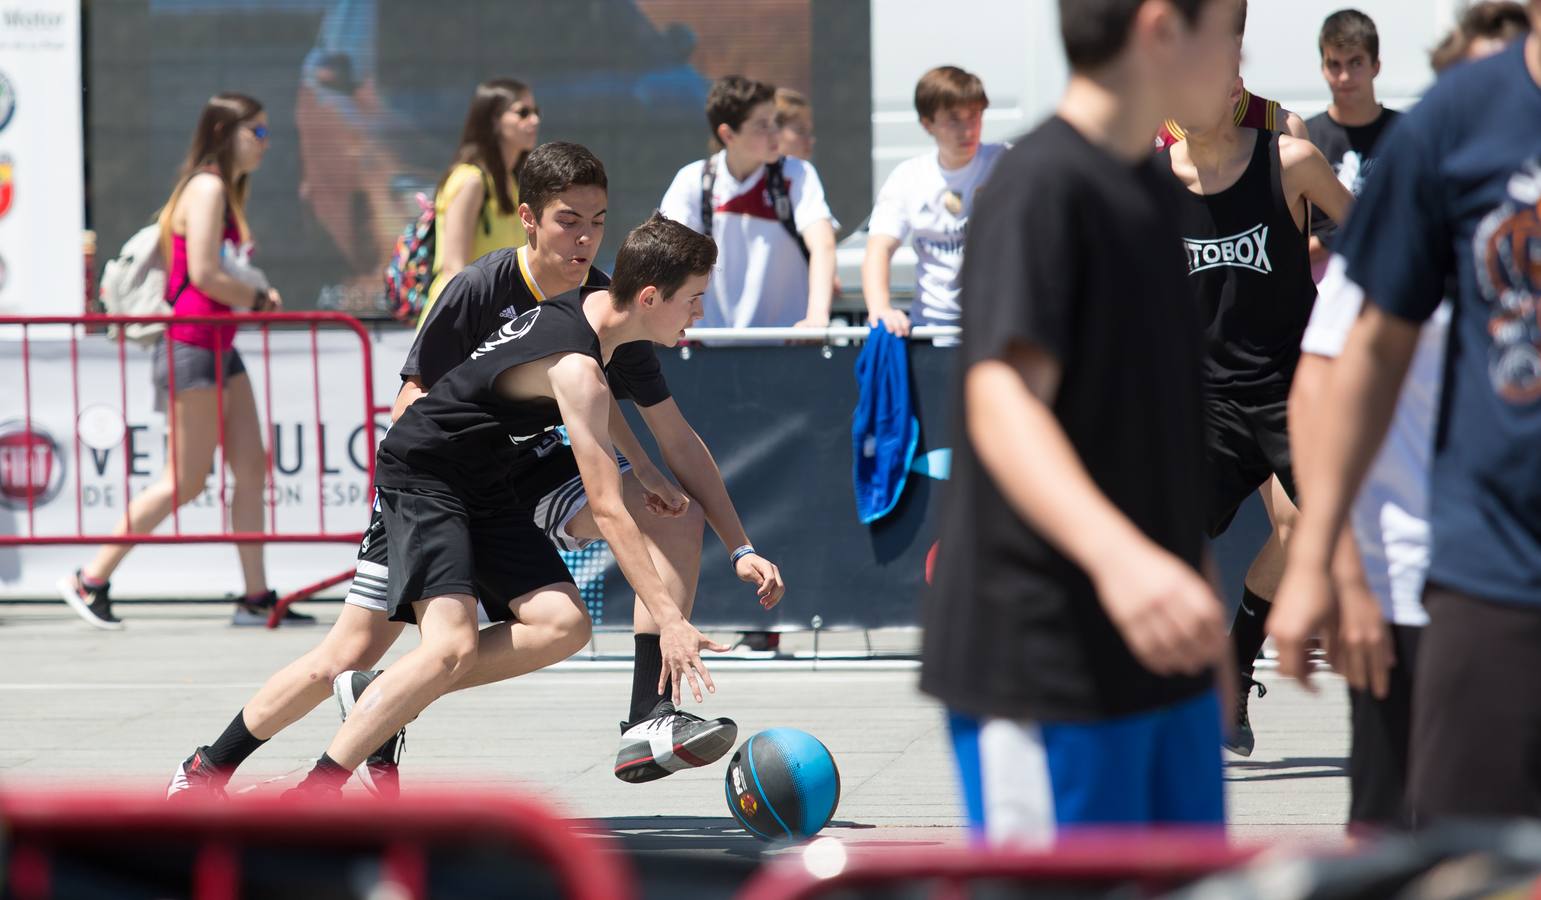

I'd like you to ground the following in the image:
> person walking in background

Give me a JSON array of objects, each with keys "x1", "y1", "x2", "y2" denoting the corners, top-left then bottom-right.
[
  {"x1": 862, "y1": 66, "x2": 1007, "y2": 343},
  {"x1": 774, "y1": 88, "x2": 816, "y2": 161},
  {"x1": 419, "y1": 77, "x2": 540, "y2": 323},
  {"x1": 58, "y1": 92, "x2": 303, "y2": 629},
  {"x1": 922, "y1": 0, "x2": 1236, "y2": 843},
  {"x1": 1306, "y1": 10, "x2": 1399, "y2": 270},
  {"x1": 1153, "y1": 0, "x2": 1309, "y2": 151},
  {"x1": 660, "y1": 75, "x2": 839, "y2": 330},
  {"x1": 1272, "y1": 0, "x2": 1541, "y2": 823}
]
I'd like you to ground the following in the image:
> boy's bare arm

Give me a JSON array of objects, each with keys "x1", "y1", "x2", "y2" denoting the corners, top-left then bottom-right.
[
  {"x1": 862, "y1": 233, "x2": 911, "y2": 335},
  {"x1": 1270, "y1": 306, "x2": 1419, "y2": 686},
  {"x1": 795, "y1": 219, "x2": 839, "y2": 327},
  {"x1": 1283, "y1": 136, "x2": 1353, "y2": 226},
  {"x1": 1289, "y1": 351, "x2": 1395, "y2": 698},
  {"x1": 545, "y1": 355, "x2": 728, "y2": 702}
]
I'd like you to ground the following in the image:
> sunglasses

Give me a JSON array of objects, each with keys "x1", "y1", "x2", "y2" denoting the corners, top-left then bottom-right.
[
  {"x1": 512, "y1": 104, "x2": 540, "y2": 120},
  {"x1": 247, "y1": 123, "x2": 269, "y2": 141}
]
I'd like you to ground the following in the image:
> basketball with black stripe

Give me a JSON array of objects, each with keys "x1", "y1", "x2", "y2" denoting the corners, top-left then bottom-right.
[{"x1": 723, "y1": 728, "x2": 840, "y2": 841}]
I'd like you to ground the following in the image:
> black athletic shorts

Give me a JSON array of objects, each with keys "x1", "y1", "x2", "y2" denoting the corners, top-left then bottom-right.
[
  {"x1": 1348, "y1": 624, "x2": 1422, "y2": 832},
  {"x1": 374, "y1": 476, "x2": 574, "y2": 626},
  {"x1": 1409, "y1": 586, "x2": 1541, "y2": 822},
  {"x1": 1202, "y1": 390, "x2": 1297, "y2": 537}
]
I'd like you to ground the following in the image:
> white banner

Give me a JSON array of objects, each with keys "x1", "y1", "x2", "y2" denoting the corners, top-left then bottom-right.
[
  {"x1": 0, "y1": 327, "x2": 415, "y2": 599},
  {"x1": 0, "y1": 0, "x2": 84, "y2": 317}
]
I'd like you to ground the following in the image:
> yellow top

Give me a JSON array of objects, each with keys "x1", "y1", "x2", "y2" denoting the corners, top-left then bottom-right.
[{"x1": 422, "y1": 163, "x2": 525, "y2": 316}]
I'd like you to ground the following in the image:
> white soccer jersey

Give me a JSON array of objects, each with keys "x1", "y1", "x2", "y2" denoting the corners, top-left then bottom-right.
[{"x1": 867, "y1": 143, "x2": 1008, "y2": 329}]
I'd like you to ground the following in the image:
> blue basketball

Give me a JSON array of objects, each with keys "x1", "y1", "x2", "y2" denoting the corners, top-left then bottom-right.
[{"x1": 723, "y1": 728, "x2": 841, "y2": 841}]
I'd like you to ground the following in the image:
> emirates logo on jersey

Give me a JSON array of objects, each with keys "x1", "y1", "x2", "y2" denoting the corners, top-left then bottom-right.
[
  {"x1": 471, "y1": 307, "x2": 540, "y2": 359},
  {"x1": 1183, "y1": 224, "x2": 1273, "y2": 276}
]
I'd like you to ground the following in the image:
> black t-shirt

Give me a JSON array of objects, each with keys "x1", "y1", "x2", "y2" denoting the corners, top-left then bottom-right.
[
  {"x1": 1162, "y1": 131, "x2": 1316, "y2": 395},
  {"x1": 379, "y1": 292, "x2": 605, "y2": 505},
  {"x1": 402, "y1": 248, "x2": 671, "y2": 406},
  {"x1": 920, "y1": 117, "x2": 1212, "y2": 723},
  {"x1": 1305, "y1": 106, "x2": 1399, "y2": 248}
]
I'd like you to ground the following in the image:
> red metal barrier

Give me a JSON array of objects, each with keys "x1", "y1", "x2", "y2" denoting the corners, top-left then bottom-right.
[
  {"x1": 0, "y1": 313, "x2": 392, "y2": 627},
  {"x1": 737, "y1": 831, "x2": 1257, "y2": 900},
  {"x1": 0, "y1": 787, "x2": 636, "y2": 900}
]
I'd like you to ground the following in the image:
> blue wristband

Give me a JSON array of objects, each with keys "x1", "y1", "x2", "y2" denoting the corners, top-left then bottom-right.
[{"x1": 730, "y1": 544, "x2": 756, "y2": 567}]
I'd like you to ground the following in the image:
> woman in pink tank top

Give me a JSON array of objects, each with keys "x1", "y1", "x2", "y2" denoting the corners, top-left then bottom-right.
[{"x1": 59, "y1": 93, "x2": 312, "y2": 629}]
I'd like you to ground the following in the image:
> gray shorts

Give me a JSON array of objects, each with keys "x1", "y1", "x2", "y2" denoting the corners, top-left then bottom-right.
[{"x1": 152, "y1": 340, "x2": 246, "y2": 410}]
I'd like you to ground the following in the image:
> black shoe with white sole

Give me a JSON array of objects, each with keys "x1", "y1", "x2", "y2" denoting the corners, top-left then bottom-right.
[
  {"x1": 166, "y1": 746, "x2": 231, "y2": 800},
  {"x1": 614, "y1": 699, "x2": 737, "y2": 784},
  {"x1": 57, "y1": 571, "x2": 123, "y2": 631},
  {"x1": 333, "y1": 669, "x2": 404, "y2": 798}
]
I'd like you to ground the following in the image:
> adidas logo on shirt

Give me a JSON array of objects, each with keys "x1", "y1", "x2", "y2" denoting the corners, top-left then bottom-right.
[
  {"x1": 499, "y1": 305, "x2": 519, "y2": 319},
  {"x1": 1184, "y1": 224, "x2": 1273, "y2": 275}
]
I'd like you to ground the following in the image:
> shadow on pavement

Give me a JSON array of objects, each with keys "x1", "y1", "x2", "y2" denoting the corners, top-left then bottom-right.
[{"x1": 1225, "y1": 756, "x2": 1348, "y2": 782}]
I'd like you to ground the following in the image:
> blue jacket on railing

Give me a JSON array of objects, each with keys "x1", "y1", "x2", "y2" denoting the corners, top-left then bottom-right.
[{"x1": 852, "y1": 325, "x2": 919, "y2": 524}]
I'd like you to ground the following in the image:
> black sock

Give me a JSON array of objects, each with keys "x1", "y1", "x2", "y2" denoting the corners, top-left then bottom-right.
[
  {"x1": 308, "y1": 752, "x2": 351, "y2": 786},
  {"x1": 628, "y1": 633, "x2": 670, "y2": 724},
  {"x1": 204, "y1": 709, "x2": 267, "y2": 770},
  {"x1": 1230, "y1": 587, "x2": 1273, "y2": 678}
]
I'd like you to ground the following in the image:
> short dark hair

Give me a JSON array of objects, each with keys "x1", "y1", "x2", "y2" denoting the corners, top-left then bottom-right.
[
  {"x1": 1430, "y1": 2, "x2": 1530, "y2": 71},
  {"x1": 518, "y1": 141, "x2": 608, "y2": 222},
  {"x1": 1059, "y1": 0, "x2": 1212, "y2": 71},
  {"x1": 610, "y1": 212, "x2": 718, "y2": 308},
  {"x1": 1235, "y1": 0, "x2": 1246, "y2": 35},
  {"x1": 914, "y1": 66, "x2": 989, "y2": 120},
  {"x1": 706, "y1": 75, "x2": 776, "y2": 138},
  {"x1": 1319, "y1": 9, "x2": 1380, "y2": 62}
]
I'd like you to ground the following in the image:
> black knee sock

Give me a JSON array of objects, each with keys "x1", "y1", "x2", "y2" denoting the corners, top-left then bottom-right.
[
  {"x1": 204, "y1": 709, "x2": 267, "y2": 770},
  {"x1": 1231, "y1": 587, "x2": 1273, "y2": 678},
  {"x1": 628, "y1": 633, "x2": 671, "y2": 724}
]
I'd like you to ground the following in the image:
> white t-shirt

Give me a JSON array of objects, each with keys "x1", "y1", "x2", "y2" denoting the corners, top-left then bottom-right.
[
  {"x1": 1300, "y1": 254, "x2": 1448, "y2": 627},
  {"x1": 867, "y1": 143, "x2": 1008, "y2": 329},
  {"x1": 659, "y1": 151, "x2": 835, "y2": 328}
]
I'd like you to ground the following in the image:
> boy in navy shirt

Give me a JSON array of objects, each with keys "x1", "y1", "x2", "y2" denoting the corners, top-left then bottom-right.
[{"x1": 1273, "y1": 8, "x2": 1541, "y2": 820}]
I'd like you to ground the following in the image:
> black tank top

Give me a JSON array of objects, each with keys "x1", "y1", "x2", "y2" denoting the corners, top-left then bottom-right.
[
  {"x1": 1167, "y1": 131, "x2": 1315, "y2": 394},
  {"x1": 378, "y1": 291, "x2": 603, "y2": 505}
]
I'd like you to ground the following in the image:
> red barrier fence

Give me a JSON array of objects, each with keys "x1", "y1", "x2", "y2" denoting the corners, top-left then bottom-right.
[
  {"x1": 738, "y1": 832, "x2": 1257, "y2": 900},
  {"x1": 0, "y1": 788, "x2": 635, "y2": 900},
  {"x1": 0, "y1": 314, "x2": 391, "y2": 626}
]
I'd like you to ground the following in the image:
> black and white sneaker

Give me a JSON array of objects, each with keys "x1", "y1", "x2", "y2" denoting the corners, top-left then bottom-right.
[
  {"x1": 333, "y1": 670, "x2": 404, "y2": 799},
  {"x1": 1224, "y1": 675, "x2": 1268, "y2": 757},
  {"x1": 166, "y1": 746, "x2": 231, "y2": 800},
  {"x1": 614, "y1": 699, "x2": 737, "y2": 784},
  {"x1": 232, "y1": 591, "x2": 318, "y2": 627},
  {"x1": 56, "y1": 570, "x2": 123, "y2": 631}
]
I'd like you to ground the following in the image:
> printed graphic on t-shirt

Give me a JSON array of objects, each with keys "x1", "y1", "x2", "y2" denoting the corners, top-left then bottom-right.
[
  {"x1": 1183, "y1": 224, "x2": 1273, "y2": 275},
  {"x1": 716, "y1": 172, "x2": 786, "y2": 222},
  {"x1": 1335, "y1": 150, "x2": 1367, "y2": 195},
  {"x1": 471, "y1": 307, "x2": 541, "y2": 360},
  {"x1": 1474, "y1": 158, "x2": 1541, "y2": 403}
]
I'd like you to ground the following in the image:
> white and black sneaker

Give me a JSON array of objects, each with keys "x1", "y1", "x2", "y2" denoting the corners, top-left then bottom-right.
[
  {"x1": 57, "y1": 570, "x2": 123, "y2": 631},
  {"x1": 333, "y1": 670, "x2": 404, "y2": 799},
  {"x1": 614, "y1": 699, "x2": 737, "y2": 784},
  {"x1": 166, "y1": 746, "x2": 231, "y2": 800}
]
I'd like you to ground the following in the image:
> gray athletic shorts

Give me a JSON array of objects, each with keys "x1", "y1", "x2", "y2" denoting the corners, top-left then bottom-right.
[
  {"x1": 343, "y1": 447, "x2": 631, "y2": 612},
  {"x1": 152, "y1": 339, "x2": 246, "y2": 411}
]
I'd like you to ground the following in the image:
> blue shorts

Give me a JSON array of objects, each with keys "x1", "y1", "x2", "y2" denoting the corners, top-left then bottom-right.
[{"x1": 948, "y1": 690, "x2": 1224, "y2": 843}]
